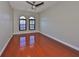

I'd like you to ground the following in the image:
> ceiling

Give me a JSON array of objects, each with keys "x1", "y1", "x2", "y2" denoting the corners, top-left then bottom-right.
[{"x1": 9, "y1": 1, "x2": 57, "y2": 13}]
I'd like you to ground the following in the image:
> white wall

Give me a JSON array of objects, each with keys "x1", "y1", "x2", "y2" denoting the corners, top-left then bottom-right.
[
  {"x1": 40, "y1": 1, "x2": 79, "y2": 50},
  {"x1": 0, "y1": 2, "x2": 13, "y2": 53},
  {"x1": 13, "y1": 9, "x2": 40, "y2": 34}
]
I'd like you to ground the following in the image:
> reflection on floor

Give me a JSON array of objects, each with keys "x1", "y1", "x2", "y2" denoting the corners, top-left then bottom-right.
[
  {"x1": 20, "y1": 35, "x2": 35, "y2": 48},
  {"x1": 1, "y1": 33, "x2": 79, "y2": 57},
  {"x1": 20, "y1": 36, "x2": 26, "y2": 48},
  {"x1": 29, "y1": 35, "x2": 35, "y2": 48}
]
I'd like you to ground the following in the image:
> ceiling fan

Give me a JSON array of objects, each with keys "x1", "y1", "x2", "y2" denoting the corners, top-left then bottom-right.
[{"x1": 26, "y1": 1, "x2": 44, "y2": 9}]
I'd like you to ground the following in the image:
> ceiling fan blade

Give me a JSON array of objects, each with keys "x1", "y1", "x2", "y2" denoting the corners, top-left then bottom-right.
[
  {"x1": 35, "y1": 2, "x2": 44, "y2": 7},
  {"x1": 26, "y1": 1, "x2": 34, "y2": 5}
]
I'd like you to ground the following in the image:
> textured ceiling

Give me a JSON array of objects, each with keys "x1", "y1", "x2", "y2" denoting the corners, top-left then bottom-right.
[{"x1": 9, "y1": 1, "x2": 57, "y2": 13}]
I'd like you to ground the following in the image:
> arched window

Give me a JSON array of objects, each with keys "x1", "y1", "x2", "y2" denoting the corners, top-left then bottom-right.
[
  {"x1": 29, "y1": 17, "x2": 36, "y2": 30},
  {"x1": 19, "y1": 16, "x2": 27, "y2": 31}
]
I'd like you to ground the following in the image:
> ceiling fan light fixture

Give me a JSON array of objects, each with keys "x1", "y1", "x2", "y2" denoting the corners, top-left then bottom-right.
[
  {"x1": 26, "y1": 1, "x2": 44, "y2": 10},
  {"x1": 32, "y1": 5, "x2": 36, "y2": 9}
]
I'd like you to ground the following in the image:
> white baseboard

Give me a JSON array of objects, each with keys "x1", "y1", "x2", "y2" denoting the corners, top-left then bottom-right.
[
  {"x1": 40, "y1": 32, "x2": 79, "y2": 51},
  {"x1": 0, "y1": 35, "x2": 13, "y2": 56},
  {"x1": 13, "y1": 31, "x2": 40, "y2": 35}
]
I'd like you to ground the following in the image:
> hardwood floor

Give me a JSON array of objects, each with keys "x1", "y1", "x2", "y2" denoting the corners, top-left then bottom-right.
[{"x1": 1, "y1": 33, "x2": 79, "y2": 57}]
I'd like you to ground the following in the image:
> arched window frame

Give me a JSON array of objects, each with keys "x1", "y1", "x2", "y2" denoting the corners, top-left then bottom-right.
[
  {"x1": 29, "y1": 17, "x2": 36, "y2": 30},
  {"x1": 19, "y1": 16, "x2": 27, "y2": 31}
]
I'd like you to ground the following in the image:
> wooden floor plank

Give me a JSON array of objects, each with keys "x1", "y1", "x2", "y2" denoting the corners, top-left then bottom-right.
[{"x1": 1, "y1": 33, "x2": 79, "y2": 57}]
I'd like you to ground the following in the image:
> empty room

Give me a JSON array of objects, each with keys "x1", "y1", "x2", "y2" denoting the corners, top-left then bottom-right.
[{"x1": 0, "y1": 1, "x2": 79, "y2": 57}]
